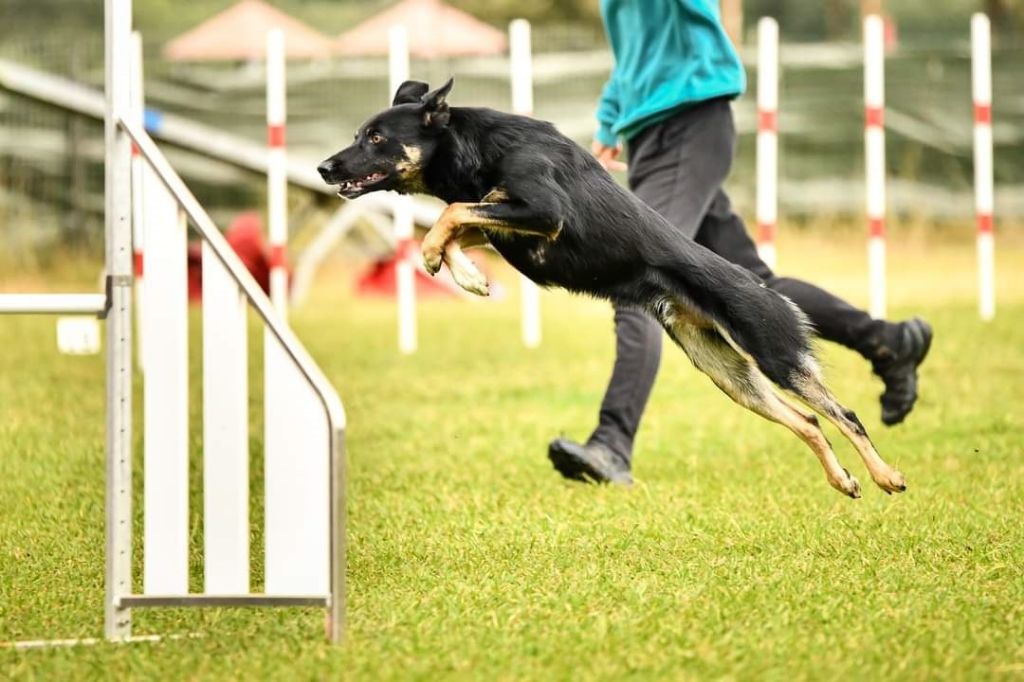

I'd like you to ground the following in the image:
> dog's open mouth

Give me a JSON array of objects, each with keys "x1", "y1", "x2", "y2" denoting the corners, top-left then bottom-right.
[{"x1": 336, "y1": 172, "x2": 388, "y2": 196}]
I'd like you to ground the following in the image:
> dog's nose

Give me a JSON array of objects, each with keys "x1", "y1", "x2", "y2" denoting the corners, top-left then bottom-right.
[{"x1": 317, "y1": 161, "x2": 334, "y2": 180}]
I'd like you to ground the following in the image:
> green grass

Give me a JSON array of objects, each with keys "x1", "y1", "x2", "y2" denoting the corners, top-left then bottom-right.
[{"x1": 2, "y1": 230, "x2": 1023, "y2": 679}]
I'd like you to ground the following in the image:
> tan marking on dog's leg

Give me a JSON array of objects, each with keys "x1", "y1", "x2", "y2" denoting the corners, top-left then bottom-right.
[
  {"x1": 789, "y1": 360, "x2": 906, "y2": 494},
  {"x1": 664, "y1": 306, "x2": 860, "y2": 498},
  {"x1": 422, "y1": 201, "x2": 555, "y2": 274}
]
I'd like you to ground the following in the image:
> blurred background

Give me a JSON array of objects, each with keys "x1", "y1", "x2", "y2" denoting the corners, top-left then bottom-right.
[{"x1": 0, "y1": 0, "x2": 1022, "y2": 273}]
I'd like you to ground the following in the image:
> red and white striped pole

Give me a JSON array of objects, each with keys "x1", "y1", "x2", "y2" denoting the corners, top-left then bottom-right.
[
  {"x1": 389, "y1": 24, "x2": 417, "y2": 354},
  {"x1": 863, "y1": 14, "x2": 886, "y2": 320},
  {"x1": 972, "y1": 13, "x2": 996, "y2": 321},
  {"x1": 510, "y1": 18, "x2": 541, "y2": 349},
  {"x1": 266, "y1": 28, "x2": 288, "y2": 316},
  {"x1": 756, "y1": 17, "x2": 779, "y2": 270},
  {"x1": 129, "y1": 30, "x2": 145, "y2": 367}
]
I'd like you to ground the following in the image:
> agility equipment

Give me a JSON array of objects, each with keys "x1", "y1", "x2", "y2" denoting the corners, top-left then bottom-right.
[
  {"x1": 389, "y1": 24, "x2": 419, "y2": 354},
  {"x1": 510, "y1": 18, "x2": 542, "y2": 349},
  {"x1": 971, "y1": 13, "x2": 995, "y2": 321},
  {"x1": 0, "y1": 0, "x2": 346, "y2": 646},
  {"x1": 863, "y1": 14, "x2": 887, "y2": 320},
  {"x1": 756, "y1": 17, "x2": 779, "y2": 270}
]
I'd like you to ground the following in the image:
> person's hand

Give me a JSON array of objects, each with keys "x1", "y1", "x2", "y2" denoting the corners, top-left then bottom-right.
[{"x1": 591, "y1": 139, "x2": 628, "y2": 172}]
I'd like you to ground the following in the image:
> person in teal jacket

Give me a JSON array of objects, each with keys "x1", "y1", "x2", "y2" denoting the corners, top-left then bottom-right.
[{"x1": 547, "y1": 0, "x2": 933, "y2": 485}]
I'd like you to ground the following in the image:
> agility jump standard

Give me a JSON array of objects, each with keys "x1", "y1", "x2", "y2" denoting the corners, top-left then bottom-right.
[{"x1": 0, "y1": 0, "x2": 346, "y2": 645}]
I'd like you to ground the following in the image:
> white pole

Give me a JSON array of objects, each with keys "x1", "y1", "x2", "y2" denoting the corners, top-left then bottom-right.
[
  {"x1": 104, "y1": 0, "x2": 134, "y2": 641},
  {"x1": 266, "y1": 28, "x2": 288, "y2": 316},
  {"x1": 129, "y1": 31, "x2": 145, "y2": 368},
  {"x1": 972, "y1": 13, "x2": 996, "y2": 321},
  {"x1": 863, "y1": 14, "x2": 886, "y2": 320},
  {"x1": 756, "y1": 17, "x2": 779, "y2": 270},
  {"x1": 389, "y1": 24, "x2": 417, "y2": 354},
  {"x1": 510, "y1": 18, "x2": 541, "y2": 349}
]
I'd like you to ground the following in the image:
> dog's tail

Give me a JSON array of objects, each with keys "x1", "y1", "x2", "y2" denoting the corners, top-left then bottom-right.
[{"x1": 654, "y1": 244, "x2": 815, "y2": 390}]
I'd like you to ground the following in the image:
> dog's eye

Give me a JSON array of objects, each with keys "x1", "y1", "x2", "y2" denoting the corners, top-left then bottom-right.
[{"x1": 369, "y1": 132, "x2": 384, "y2": 145}]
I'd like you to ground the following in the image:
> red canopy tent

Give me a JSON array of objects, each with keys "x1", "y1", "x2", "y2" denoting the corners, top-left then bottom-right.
[
  {"x1": 164, "y1": 0, "x2": 336, "y2": 61},
  {"x1": 336, "y1": 0, "x2": 507, "y2": 58}
]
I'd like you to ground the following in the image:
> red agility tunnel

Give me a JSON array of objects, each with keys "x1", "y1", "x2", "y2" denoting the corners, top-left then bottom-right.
[{"x1": 188, "y1": 212, "x2": 283, "y2": 301}]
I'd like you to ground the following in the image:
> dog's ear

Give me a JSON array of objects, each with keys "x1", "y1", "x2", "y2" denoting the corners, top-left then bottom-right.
[
  {"x1": 393, "y1": 80, "x2": 429, "y2": 106},
  {"x1": 421, "y1": 77, "x2": 454, "y2": 129}
]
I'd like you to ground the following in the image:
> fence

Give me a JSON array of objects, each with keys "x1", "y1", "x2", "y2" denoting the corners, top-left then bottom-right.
[{"x1": 2, "y1": 29, "x2": 1024, "y2": 261}]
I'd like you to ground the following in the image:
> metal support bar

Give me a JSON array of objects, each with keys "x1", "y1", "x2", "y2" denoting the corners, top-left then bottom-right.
[
  {"x1": 104, "y1": 0, "x2": 134, "y2": 642},
  {"x1": 118, "y1": 594, "x2": 328, "y2": 608},
  {"x1": 0, "y1": 294, "x2": 107, "y2": 316}
]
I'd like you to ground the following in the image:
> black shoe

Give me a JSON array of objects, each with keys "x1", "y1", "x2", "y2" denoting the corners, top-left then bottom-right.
[
  {"x1": 873, "y1": 317, "x2": 933, "y2": 426},
  {"x1": 547, "y1": 438, "x2": 633, "y2": 485}
]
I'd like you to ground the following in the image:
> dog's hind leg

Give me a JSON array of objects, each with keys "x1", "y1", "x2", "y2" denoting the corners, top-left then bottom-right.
[
  {"x1": 660, "y1": 304, "x2": 861, "y2": 498},
  {"x1": 786, "y1": 357, "x2": 906, "y2": 494}
]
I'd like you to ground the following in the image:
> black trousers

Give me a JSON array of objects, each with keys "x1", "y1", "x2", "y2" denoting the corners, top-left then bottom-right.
[{"x1": 588, "y1": 98, "x2": 895, "y2": 462}]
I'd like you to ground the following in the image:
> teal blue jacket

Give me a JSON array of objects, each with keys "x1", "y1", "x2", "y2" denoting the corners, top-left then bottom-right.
[{"x1": 595, "y1": 0, "x2": 746, "y2": 147}]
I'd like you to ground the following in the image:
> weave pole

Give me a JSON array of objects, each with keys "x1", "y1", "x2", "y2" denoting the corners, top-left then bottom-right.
[
  {"x1": 756, "y1": 17, "x2": 779, "y2": 269},
  {"x1": 510, "y1": 18, "x2": 541, "y2": 348},
  {"x1": 266, "y1": 28, "x2": 287, "y2": 314},
  {"x1": 972, "y1": 13, "x2": 996, "y2": 321},
  {"x1": 389, "y1": 25, "x2": 417, "y2": 354},
  {"x1": 863, "y1": 14, "x2": 886, "y2": 319}
]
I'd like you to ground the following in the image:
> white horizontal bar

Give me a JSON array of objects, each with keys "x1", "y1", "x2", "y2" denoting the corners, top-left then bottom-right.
[{"x1": 0, "y1": 293, "x2": 106, "y2": 315}]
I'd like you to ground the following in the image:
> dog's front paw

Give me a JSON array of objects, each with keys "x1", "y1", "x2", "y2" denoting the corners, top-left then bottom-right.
[
  {"x1": 449, "y1": 261, "x2": 489, "y2": 297},
  {"x1": 421, "y1": 245, "x2": 443, "y2": 275}
]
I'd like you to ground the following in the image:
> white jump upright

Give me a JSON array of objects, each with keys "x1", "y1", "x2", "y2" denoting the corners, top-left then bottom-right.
[
  {"x1": 863, "y1": 14, "x2": 887, "y2": 320},
  {"x1": 389, "y1": 24, "x2": 418, "y2": 355},
  {"x1": 137, "y1": 20, "x2": 189, "y2": 596},
  {"x1": 509, "y1": 18, "x2": 542, "y2": 349},
  {"x1": 756, "y1": 17, "x2": 779, "y2": 270},
  {"x1": 972, "y1": 13, "x2": 996, "y2": 321}
]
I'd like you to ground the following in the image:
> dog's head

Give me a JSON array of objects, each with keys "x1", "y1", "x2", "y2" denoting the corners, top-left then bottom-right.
[{"x1": 317, "y1": 78, "x2": 454, "y2": 198}]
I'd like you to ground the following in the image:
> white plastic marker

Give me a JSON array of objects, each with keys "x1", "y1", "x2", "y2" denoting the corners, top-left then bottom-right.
[
  {"x1": 756, "y1": 17, "x2": 779, "y2": 270},
  {"x1": 389, "y1": 24, "x2": 417, "y2": 354},
  {"x1": 129, "y1": 30, "x2": 145, "y2": 366},
  {"x1": 863, "y1": 14, "x2": 886, "y2": 320},
  {"x1": 972, "y1": 13, "x2": 995, "y2": 321},
  {"x1": 510, "y1": 18, "x2": 541, "y2": 348}
]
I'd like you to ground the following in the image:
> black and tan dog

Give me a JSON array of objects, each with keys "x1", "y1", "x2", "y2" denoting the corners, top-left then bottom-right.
[{"x1": 317, "y1": 79, "x2": 907, "y2": 498}]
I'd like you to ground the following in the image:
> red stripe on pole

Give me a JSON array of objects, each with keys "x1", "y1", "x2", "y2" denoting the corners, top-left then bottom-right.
[
  {"x1": 868, "y1": 217, "x2": 885, "y2": 238},
  {"x1": 267, "y1": 124, "x2": 286, "y2": 148},
  {"x1": 133, "y1": 251, "x2": 144, "y2": 278},
  {"x1": 865, "y1": 106, "x2": 884, "y2": 128},
  {"x1": 757, "y1": 222, "x2": 775, "y2": 243},
  {"x1": 131, "y1": 142, "x2": 140, "y2": 157},
  {"x1": 974, "y1": 103, "x2": 992, "y2": 125},
  {"x1": 269, "y1": 245, "x2": 286, "y2": 269},
  {"x1": 977, "y1": 213, "x2": 993, "y2": 235},
  {"x1": 395, "y1": 237, "x2": 418, "y2": 261},
  {"x1": 757, "y1": 110, "x2": 777, "y2": 133}
]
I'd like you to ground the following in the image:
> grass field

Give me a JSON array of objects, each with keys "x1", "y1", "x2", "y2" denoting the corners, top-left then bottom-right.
[{"x1": 2, "y1": 229, "x2": 1023, "y2": 679}]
